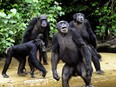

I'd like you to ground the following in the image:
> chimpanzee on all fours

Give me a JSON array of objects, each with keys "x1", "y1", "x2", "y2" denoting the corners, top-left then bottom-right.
[
  {"x1": 2, "y1": 39, "x2": 47, "y2": 78},
  {"x1": 51, "y1": 21, "x2": 93, "y2": 87},
  {"x1": 69, "y1": 13, "x2": 104, "y2": 74},
  {"x1": 22, "y1": 14, "x2": 50, "y2": 65}
]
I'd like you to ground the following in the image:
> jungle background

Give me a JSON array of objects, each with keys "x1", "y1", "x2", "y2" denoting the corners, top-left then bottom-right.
[{"x1": 0, "y1": 0, "x2": 116, "y2": 57}]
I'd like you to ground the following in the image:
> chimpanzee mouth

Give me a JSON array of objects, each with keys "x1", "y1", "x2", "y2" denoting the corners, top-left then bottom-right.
[
  {"x1": 41, "y1": 24, "x2": 47, "y2": 27},
  {"x1": 78, "y1": 18, "x2": 84, "y2": 23},
  {"x1": 61, "y1": 28, "x2": 68, "y2": 33},
  {"x1": 79, "y1": 19, "x2": 84, "y2": 23}
]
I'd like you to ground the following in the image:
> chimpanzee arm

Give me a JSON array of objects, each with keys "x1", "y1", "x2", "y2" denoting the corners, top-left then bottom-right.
[
  {"x1": 22, "y1": 18, "x2": 38, "y2": 43},
  {"x1": 51, "y1": 34, "x2": 60, "y2": 81},
  {"x1": 43, "y1": 23, "x2": 50, "y2": 47},
  {"x1": 69, "y1": 21, "x2": 75, "y2": 28},
  {"x1": 70, "y1": 28, "x2": 92, "y2": 75},
  {"x1": 70, "y1": 28, "x2": 85, "y2": 46},
  {"x1": 2, "y1": 48, "x2": 13, "y2": 78},
  {"x1": 85, "y1": 19, "x2": 97, "y2": 48},
  {"x1": 29, "y1": 46, "x2": 46, "y2": 76}
]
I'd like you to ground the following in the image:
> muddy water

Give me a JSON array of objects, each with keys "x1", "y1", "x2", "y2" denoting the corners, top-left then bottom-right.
[{"x1": 0, "y1": 53, "x2": 116, "y2": 87}]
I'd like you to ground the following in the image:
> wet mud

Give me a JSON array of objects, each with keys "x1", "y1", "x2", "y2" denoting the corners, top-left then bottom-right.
[{"x1": 0, "y1": 52, "x2": 116, "y2": 87}]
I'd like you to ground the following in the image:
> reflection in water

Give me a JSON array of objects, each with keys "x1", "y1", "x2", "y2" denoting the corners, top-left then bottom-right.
[{"x1": 0, "y1": 53, "x2": 116, "y2": 87}]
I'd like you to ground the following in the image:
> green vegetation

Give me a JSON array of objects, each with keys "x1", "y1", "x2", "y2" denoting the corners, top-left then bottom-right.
[
  {"x1": 0, "y1": 0, "x2": 115, "y2": 55},
  {"x1": 0, "y1": 0, "x2": 64, "y2": 55}
]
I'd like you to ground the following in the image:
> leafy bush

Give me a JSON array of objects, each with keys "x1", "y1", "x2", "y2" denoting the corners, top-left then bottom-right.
[
  {"x1": 0, "y1": 0, "x2": 64, "y2": 55},
  {"x1": 92, "y1": 1, "x2": 116, "y2": 40},
  {"x1": 0, "y1": 9, "x2": 26, "y2": 55}
]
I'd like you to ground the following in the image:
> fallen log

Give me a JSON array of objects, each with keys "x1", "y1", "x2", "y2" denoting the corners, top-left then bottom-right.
[{"x1": 97, "y1": 38, "x2": 116, "y2": 53}]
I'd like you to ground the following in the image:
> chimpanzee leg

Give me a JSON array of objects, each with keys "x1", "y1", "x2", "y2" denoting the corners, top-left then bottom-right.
[
  {"x1": 28, "y1": 57, "x2": 35, "y2": 78},
  {"x1": 82, "y1": 76, "x2": 92, "y2": 87},
  {"x1": 42, "y1": 51, "x2": 48, "y2": 65},
  {"x1": 92, "y1": 56, "x2": 100, "y2": 71},
  {"x1": 39, "y1": 51, "x2": 48, "y2": 65},
  {"x1": 17, "y1": 57, "x2": 27, "y2": 76},
  {"x1": 80, "y1": 45, "x2": 92, "y2": 76},
  {"x1": 39, "y1": 51, "x2": 42, "y2": 63},
  {"x1": 90, "y1": 45, "x2": 102, "y2": 61},
  {"x1": 28, "y1": 55, "x2": 47, "y2": 77},
  {"x1": 89, "y1": 46, "x2": 104, "y2": 74},
  {"x1": 2, "y1": 50, "x2": 12, "y2": 78},
  {"x1": 62, "y1": 64, "x2": 74, "y2": 87},
  {"x1": 76, "y1": 63, "x2": 93, "y2": 87},
  {"x1": 91, "y1": 54, "x2": 104, "y2": 74}
]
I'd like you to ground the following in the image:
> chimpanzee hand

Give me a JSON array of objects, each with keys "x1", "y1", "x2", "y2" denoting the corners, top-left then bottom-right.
[
  {"x1": 42, "y1": 70, "x2": 47, "y2": 77},
  {"x1": 53, "y1": 70, "x2": 60, "y2": 81}
]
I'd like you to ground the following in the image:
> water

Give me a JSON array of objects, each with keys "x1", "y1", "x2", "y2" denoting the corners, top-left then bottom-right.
[{"x1": 0, "y1": 53, "x2": 116, "y2": 87}]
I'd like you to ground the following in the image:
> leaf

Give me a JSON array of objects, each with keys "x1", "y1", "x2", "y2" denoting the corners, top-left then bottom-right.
[
  {"x1": 57, "y1": 6, "x2": 62, "y2": 10},
  {"x1": 1, "y1": 19, "x2": 8, "y2": 24},
  {"x1": 0, "y1": 12, "x2": 6, "y2": 17},
  {"x1": 33, "y1": 0, "x2": 38, "y2": 3},
  {"x1": 9, "y1": 31, "x2": 14, "y2": 35},
  {"x1": 6, "y1": 38, "x2": 15, "y2": 43},
  {"x1": 25, "y1": 0, "x2": 33, "y2": 3},
  {"x1": 9, "y1": 19, "x2": 17, "y2": 23},
  {"x1": 10, "y1": 8, "x2": 17, "y2": 15}
]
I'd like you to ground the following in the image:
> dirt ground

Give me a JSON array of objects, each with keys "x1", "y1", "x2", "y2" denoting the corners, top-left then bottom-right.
[{"x1": 0, "y1": 52, "x2": 116, "y2": 87}]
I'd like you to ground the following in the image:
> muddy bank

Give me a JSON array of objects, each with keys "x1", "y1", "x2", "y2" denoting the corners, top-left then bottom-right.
[{"x1": 0, "y1": 53, "x2": 116, "y2": 87}]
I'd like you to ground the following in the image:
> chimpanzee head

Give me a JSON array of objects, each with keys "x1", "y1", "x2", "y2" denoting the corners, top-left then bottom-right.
[
  {"x1": 34, "y1": 39, "x2": 46, "y2": 52},
  {"x1": 38, "y1": 14, "x2": 48, "y2": 28},
  {"x1": 56, "y1": 21, "x2": 69, "y2": 34},
  {"x1": 73, "y1": 13, "x2": 85, "y2": 23}
]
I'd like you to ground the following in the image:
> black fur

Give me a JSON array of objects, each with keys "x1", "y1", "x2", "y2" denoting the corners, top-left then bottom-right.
[
  {"x1": 51, "y1": 21, "x2": 93, "y2": 87},
  {"x1": 2, "y1": 39, "x2": 47, "y2": 78},
  {"x1": 70, "y1": 13, "x2": 103, "y2": 73},
  {"x1": 21, "y1": 14, "x2": 50, "y2": 72}
]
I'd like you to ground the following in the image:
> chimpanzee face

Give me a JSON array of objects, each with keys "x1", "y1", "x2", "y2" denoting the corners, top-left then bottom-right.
[
  {"x1": 73, "y1": 13, "x2": 85, "y2": 23},
  {"x1": 56, "y1": 21, "x2": 69, "y2": 33},
  {"x1": 34, "y1": 39, "x2": 46, "y2": 52},
  {"x1": 39, "y1": 14, "x2": 48, "y2": 27}
]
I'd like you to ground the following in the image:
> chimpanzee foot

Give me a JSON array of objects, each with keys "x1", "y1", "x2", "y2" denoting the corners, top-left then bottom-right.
[
  {"x1": 18, "y1": 72, "x2": 27, "y2": 76},
  {"x1": 2, "y1": 73, "x2": 9, "y2": 78},
  {"x1": 43, "y1": 62, "x2": 48, "y2": 65},
  {"x1": 30, "y1": 72, "x2": 35, "y2": 78},
  {"x1": 85, "y1": 85, "x2": 93, "y2": 87},
  {"x1": 31, "y1": 75, "x2": 35, "y2": 78},
  {"x1": 96, "y1": 70, "x2": 104, "y2": 74}
]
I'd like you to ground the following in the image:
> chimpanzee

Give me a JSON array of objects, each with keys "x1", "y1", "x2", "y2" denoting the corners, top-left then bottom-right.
[
  {"x1": 2, "y1": 39, "x2": 47, "y2": 78},
  {"x1": 69, "y1": 13, "x2": 103, "y2": 74},
  {"x1": 51, "y1": 21, "x2": 93, "y2": 87},
  {"x1": 21, "y1": 14, "x2": 50, "y2": 73}
]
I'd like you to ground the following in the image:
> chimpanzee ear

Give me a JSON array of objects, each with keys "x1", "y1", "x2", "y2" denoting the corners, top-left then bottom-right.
[
  {"x1": 83, "y1": 14, "x2": 85, "y2": 18},
  {"x1": 73, "y1": 13, "x2": 77, "y2": 20}
]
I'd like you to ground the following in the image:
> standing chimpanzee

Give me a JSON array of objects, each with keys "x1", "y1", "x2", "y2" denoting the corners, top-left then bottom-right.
[
  {"x1": 51, "y1": 21, "x2": 93, "y2": 87},
  {"x1": 2, "y1": 39, "x2": 47, "y2": 78},
  {"x1": 69, "y1": 13, "x2": 104, "y2": 74},
  {"x1": 21, "y1": 14, "x2": 50, "y2": 73}
]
